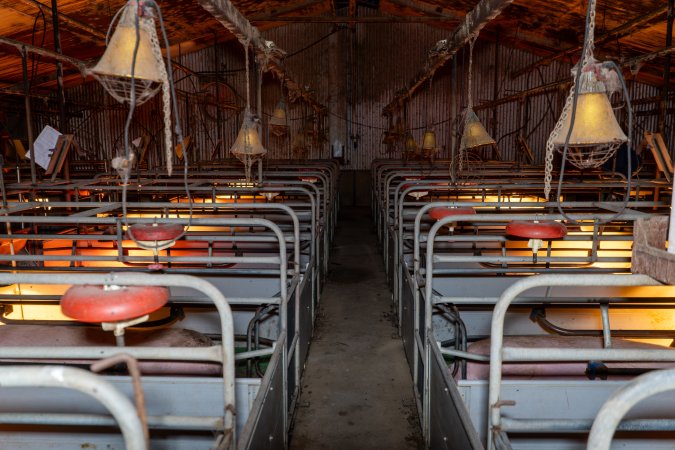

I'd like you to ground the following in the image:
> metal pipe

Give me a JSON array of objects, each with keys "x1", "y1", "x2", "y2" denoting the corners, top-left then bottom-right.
[
  {"x1": 0, "y1": 366, "x2": 145, "y2": 450},
  {"x1": 21, "y1": 47, "x2": 37, "y2": 187},
  {"x1": 51, "y1": 0, "x2": 67, "y2": 136},
  {"x1": 588, "y1": 368, "x2": 675, "y2": 449},
  {"x1": 485, "y1": 274, "x2": 661, "y2": 450}
]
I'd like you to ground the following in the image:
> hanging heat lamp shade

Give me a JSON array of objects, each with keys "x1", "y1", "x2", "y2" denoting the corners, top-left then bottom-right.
[
  {"x1": 421, "y1": 129, "x2": 437, "y2": 151},
  {"x1": 404, "y1": 132, "x2": 418, "y2": 156},
  {"x1": 231, "y1": 108, "x2": 267, "y2": 181},
  {"x1": 551, "y1": 71, "x2": 627, "y2": 153},
  {"x1": 89, "y1": 0, "x2": 163, "y2": 105},
  {"x1": 428, "y1": 207, "x2": 476, "y2": 221},
  {"x1": 547, "y1": 65, "x2": 628, "y2": 172},
  {"x1": 506, "y1": 220, "x2": 568, "y2": 239},
  {"x1": 128, "y1": 222, "x2": 184, "y2": 249},
  {"x1": 269, "y1": 100, "x2": 289, "y2": 137},
  {"x1": 460, "y1": 108, "x2": 496, "y2": 150},
  {"x1": 61, "y1": 285, "x2": 169, "y2": 323}
]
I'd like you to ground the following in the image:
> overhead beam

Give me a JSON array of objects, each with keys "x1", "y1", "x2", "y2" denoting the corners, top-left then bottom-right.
[
  {"x1": 386, "y1": 0, "x2": 461, "y2": 20},
  {"x1": 198, "y1": 0, "x2": 326, "y2": 113},
  {"x1": 260, "y1": 0, "x2": 326, "y2": 17},
  {"x1": 250, "y1": 15, "x2": 459, "y2": 23},
  {"x1": 511, "y1": 5, "x2": 668, "y2": 79},
  {"x1": 11, "y1": 0, "x2": 106, "y2": 41},
  {"x1": 622, "y1": 45, "x2": 675, "y2": 69},
  {"x1": 472, "y1": 46, "x2": 675, "y2": 112},
  {"x1": 0, "y1": 36, "x2": 87, "y2": 73},
  {"x1": 382, "y1": 0, "x2": 513, "y2": 115}
]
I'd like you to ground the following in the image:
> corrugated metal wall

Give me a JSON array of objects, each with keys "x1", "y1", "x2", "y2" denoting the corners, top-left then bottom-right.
[{"x1": 52, "y1": 9, "x2": 674, "y2": 172}]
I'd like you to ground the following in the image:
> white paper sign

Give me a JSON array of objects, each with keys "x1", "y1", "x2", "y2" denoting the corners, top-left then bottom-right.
[{"x1": 29, "y1": 125, "x2": 61, "y2": 170}]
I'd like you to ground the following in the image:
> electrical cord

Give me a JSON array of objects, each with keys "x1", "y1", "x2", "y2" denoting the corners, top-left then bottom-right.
[
  {"x1": 555, "y1": 0, "x2": 632, "y2": 226},
  {"x1": 119, "y1": 0, "x2": 192, "y2": 253}
]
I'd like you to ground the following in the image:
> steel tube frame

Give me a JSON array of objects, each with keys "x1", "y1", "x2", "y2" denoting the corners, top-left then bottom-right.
[
  {"x1": 0, "y1": 271, "x2": 237, "y2": 448},
  {"x1": 486, "y1": 274, "x2": 662, "y2": 450},
  {"x1": 0, "y1": 365, "x2": 145, "y2": 449}
]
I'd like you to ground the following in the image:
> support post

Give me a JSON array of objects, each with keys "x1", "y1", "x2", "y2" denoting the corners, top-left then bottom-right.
[
  {"x1": 658, "y1": 0, "x2": 674, "y2": 137},
  {"x1": 21, "y1": 47, "x2": 36, "y2": 187}
]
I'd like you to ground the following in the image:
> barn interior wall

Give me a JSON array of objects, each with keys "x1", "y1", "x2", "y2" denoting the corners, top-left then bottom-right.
[{"x1": 27, "y1": 8, "x2": 673, "y2": 182}]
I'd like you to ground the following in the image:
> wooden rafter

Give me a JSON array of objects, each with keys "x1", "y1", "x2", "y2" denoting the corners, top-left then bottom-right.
[
  {"x1": 0, "y1": 36, "x2": 87, "y2": 73},
  {"x1": 510, "y1": 5, "x2": 668, "y2": 79},
  {"x1": 382, "y1": 0, "x2": 514, "y2": 116},
  {"x1": 4, "y1": 0, "x2": 106, "y2": 41},
  {"x1": 386, "y1": 0, "x2": 460, "y2": 20},
  {"x1": 198, "y1": 0, "x2": 326, "y2": 113}
]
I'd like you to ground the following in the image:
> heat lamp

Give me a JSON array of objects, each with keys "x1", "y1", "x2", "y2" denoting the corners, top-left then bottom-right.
[
  {"x1": 458, "y1": 36, "x2": 496, "y2": 169},
  {"x1": 544, "y1": 0, "x2": 629, "y2": 200}
]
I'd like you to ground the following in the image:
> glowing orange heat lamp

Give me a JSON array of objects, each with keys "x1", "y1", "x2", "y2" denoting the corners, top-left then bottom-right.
[
  {"x1": 127, "y1": 223, "x2": 184, "y2": 270},
  {"x1": 506, "y1": 220, "x2": 568, "y2": 263},
  {"x1": 428, "y1": 206, "x2": 476, "y2": 233}
]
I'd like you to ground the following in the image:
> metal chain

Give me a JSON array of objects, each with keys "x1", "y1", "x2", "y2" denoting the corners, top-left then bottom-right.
[
  {"x1": 544, "y1": 0, "x2": 596, "y2": 199},
  {"x1": 144, "y1": 14, "x2": 173, "y2": 176},
  {"x1": 244, "y1": 39, "x2": 250, "y2": 110},
  {"x1": 467, "y1": 36, "x2": 477, "y2": 110}
]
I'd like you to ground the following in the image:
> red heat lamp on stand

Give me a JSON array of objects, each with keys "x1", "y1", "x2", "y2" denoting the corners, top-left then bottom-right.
[
  {"x1": 428, "y1": 207, "x2": 476, "y2": 233},
  {"x1": 61, "y1": 284, "x2": 169, "y2": 346},
  {"x1": 127, "y1": 223, "x2": 184, "y2": 270},
  {"x1": 506, "y1": 220, "x2": 567, "y2": 263}
]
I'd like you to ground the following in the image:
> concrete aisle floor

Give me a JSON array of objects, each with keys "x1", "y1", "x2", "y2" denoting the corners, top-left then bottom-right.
[{"x1": 290, "y1": 207, "x2": 423, "y2": 449}]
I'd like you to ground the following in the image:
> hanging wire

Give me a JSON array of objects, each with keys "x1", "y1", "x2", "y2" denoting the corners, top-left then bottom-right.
[
  {"x1": 552, "y1": 0, "x2": 633, "y2": 225},
  {"x1": 119, "y1": 0, "x2": 192, "y2": 251}
]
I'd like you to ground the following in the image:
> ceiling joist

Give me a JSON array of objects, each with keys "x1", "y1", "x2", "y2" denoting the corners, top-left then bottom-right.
[
  {"x1": 511, "y1": 5, "x2": 668, "y2": 79},
  {"x1": 10, "y1": 0, "x2": 106, "y2": 42},
  {"x1": 382, "y1": 0, "x2": 514, "y2": 115},
  {"x1": 0, "y1": 36, "x2": 87, "y2": 74},
  {"x1": 199, "y1": 0, "x2": 326, "y2": 113}
]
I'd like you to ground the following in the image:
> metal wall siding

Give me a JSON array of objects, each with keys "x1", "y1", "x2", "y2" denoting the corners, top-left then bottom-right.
[{"x1": 56, "y1": 11, "x2": 672, "y2": 172}]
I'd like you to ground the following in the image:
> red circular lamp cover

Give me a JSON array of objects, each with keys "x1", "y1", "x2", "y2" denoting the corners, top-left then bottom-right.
[
  {"x1": 506, "y1": 221, "x2": 567, "y2": 239},
  {"x1": 61, "y1": 285, "x2": 170, "y2": 323},
  {"x1": 128, "y1": 223, "x2": 184, "y2": 241},
  {"x1": 429, "y1": 207, "x2": 476, "y2": 221}
]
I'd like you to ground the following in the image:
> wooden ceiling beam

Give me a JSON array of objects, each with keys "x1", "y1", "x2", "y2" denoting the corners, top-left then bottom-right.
[
  {"x1": 385, "y1": 0, "x2": 460, "y2": 20},
  {"x1": 11, "y1": 0, "x2": 106, "y2": 42},
  {"x1": 511, "y1": 5, "x2": 668, "y2": 79},
  {"x1": 250, "y1": 15, "x2": 458, "y2": 23},
  {"x1": 382, "y1": 0, "x2": 514, "y2": 115},
  {"x1": 0, "y1": 36, "x2": 87, "y2": 73},
  {"x1": 199, "y1": 0, "x2": 326, "y2": 113},
  {"x1": 259, "y1": 0, "x2": 327, "y2": 17},
  {"x1": 622, "y1": 45, "x2": 675, "y2": 69}
]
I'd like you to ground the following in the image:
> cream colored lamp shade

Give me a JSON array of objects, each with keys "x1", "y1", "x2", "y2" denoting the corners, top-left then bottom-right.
[
  {"x1": 231, "y1": 108, "x2": 267, "y2": 180},
  {"x1": 460, "y1": 109, "x2": 496, "y2": 150},
  {"x1": 551, "y1": 91, "x2": 627, "y2": 147},
  {"x1": 404, "y1": 133, "x2": 417, "y2": 155},
  {"x1": 549, "y1": 69, "x2": 627, "y2": 169},
  {"x1": 269, "y1": 100, "x2": 288, "y2": 136},
  {"x1": 422, "y1": 129, "x2": 437, "y2": 151},
  {"x1": 90, "y1": 1, "x2": 163, "y2": 105}
]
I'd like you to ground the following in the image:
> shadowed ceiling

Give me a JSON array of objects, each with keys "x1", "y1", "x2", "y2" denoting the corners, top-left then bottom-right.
[{"x1": 0, "y1": 0, "x2": 670, "y2": 95}]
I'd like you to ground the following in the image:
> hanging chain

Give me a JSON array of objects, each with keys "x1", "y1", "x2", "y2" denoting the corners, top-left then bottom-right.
[
  {"x1": 458, "y1": 35, "x2": 478, "y2": 174},
  {"x1": 144, "y1": 13, "x2": 173, "y2": 176},
  {"x1": 467, "y1": 35, "x2": 477, "y2": 110},
  {"x1": 244, "y1": 39, "x2": 251, "y2": 110},
  {"x1": 544, "y1": 0, "x2": 596, "y2": 199}
]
